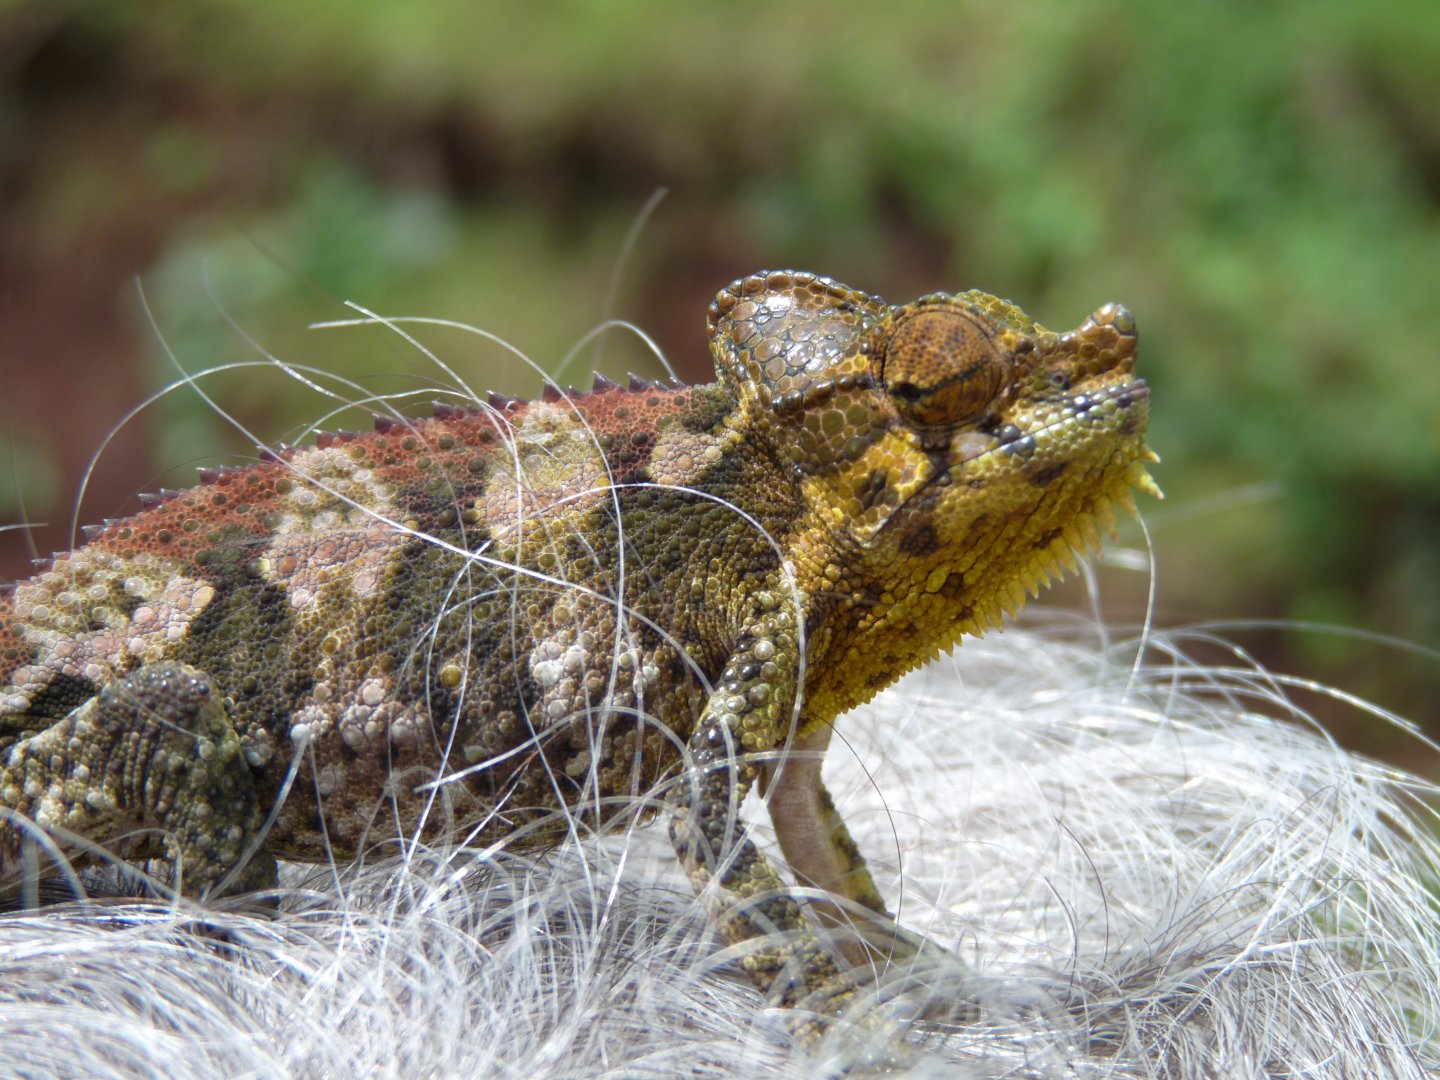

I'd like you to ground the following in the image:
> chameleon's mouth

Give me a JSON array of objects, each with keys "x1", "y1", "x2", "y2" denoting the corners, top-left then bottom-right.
[
  {"x1": 861, "y1": 377, "x2": 1151, "y2": 545},
  {"x1": 997, "y1": 377, "x2": 1149, "y2": 454},
  {"x1": 947, "y1": 377, "x2": 1150, "y2": 473},
  {"x1": 904, "y1": 375, "x2": 1145, "y2": 492}
]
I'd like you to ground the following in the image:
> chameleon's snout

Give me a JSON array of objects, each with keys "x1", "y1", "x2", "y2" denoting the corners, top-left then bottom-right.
[
  {"x1": 1078, "y1": 302, "x2": 1138, "y2": 365},
  {"x1": 1043, "y1": 301, "x2": 1140, "y2": 380},
  {"x1": 1089, "y1": 302, "x2": 1137, "y2": 339}
]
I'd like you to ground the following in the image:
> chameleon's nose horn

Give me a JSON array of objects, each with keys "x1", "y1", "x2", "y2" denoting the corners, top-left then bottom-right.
[{"x1": 1088, "y1": 302, "x2": 1137, "y2": 338}]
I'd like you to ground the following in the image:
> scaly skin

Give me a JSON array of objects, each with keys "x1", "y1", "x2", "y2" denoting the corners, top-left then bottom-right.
[{"x1": 0, "y1": 270, "x2": 1158, "y2": 1027}]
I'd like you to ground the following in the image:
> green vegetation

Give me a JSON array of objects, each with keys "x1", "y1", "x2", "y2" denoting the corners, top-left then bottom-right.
[{"x1": 1, "y1": 0, "x2": 1437, "y2": 760}]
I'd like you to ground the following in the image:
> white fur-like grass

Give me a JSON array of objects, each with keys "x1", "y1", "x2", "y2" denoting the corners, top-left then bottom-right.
[{"x1": 1, "y1": 623, "x2": 1435, "y2": 1078}]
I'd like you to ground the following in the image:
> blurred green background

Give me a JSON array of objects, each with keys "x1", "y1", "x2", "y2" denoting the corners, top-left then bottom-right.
[{"x1": 0, "y1": 1, "x2": 1436, "y2": 767}]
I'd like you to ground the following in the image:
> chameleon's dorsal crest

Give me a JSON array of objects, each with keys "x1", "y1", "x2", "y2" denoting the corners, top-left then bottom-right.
[{"x1": 707, "y1": 270, "x2": 889, "y2": 409}]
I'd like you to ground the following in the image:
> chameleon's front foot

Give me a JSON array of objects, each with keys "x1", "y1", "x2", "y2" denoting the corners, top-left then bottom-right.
[
  {"x1": 660, "y1": 616, "x2": 874, "y2": 1031},
  {"x1": 667, "y1": 764, "x2": 861, "y2": 1014},
  {"x1": 762, "y1": 724, "x2": 980, "y2": 1020},
  {"x1": 666, "y1": 618, "x2": 982, "y2": 1051},
  {"x1": 667, "y1": 753, "x2": 872, "y2": 1037},
  {"x1": 666, "y1": 738, "x2": 977, "y2": 1057},
  {"x1": 0, "y1": 661, "x2": 277, "y2": 902}
]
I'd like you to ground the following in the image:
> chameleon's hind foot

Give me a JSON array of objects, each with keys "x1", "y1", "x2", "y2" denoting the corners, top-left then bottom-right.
[{"x1": 0, "y1": 662, "x2": 277, "y2": 901}]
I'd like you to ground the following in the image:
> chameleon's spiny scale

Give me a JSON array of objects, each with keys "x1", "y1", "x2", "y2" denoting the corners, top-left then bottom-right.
[{"x1": 0, "y1": 270, "x2": 1155, "y2": 1032}]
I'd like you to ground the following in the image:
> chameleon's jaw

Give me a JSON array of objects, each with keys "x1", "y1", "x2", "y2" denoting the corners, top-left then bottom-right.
[
  {"x1": 938, "y1": 376, "x2": 1151, "y2": 480},
  {"x1": 940, "y1": 371, "x2": 1159, "y2": 628},
  {"x1": 849, "y1": 372, "x2": 1153, "y2": 553}
]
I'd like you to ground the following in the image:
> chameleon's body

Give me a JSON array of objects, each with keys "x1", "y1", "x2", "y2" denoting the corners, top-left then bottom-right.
[{"x1": 0, "y1": 271, "x2": 1155, "y2": 1021}]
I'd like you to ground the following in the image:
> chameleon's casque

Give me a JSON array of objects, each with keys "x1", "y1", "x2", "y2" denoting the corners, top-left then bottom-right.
[{"x1": 0, "y1": 271, "x2": 1157, "y2": 1025}]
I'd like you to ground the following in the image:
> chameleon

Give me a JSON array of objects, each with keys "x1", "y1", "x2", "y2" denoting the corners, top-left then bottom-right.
[{"x1": 0, "y1": 270, "x2": 1156, "y2": 1026}]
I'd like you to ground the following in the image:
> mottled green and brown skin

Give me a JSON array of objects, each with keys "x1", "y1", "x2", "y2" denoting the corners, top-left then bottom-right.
[{"x1": 0, "y1": 271, "x2": 1157, "y2": 1023}]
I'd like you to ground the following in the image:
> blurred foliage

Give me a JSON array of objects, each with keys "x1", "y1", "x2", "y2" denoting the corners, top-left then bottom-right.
[{"x1": 0, "y1": 0, "x2": 1437, "y2": 763}]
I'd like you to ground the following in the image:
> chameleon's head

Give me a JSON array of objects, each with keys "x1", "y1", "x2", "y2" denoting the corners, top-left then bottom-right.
[{"x1": 710, "y1": 271, "x2": 1159, "y2": 689}]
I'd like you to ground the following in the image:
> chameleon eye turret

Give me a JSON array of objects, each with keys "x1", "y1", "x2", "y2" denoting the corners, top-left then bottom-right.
[{"x1": 876, "y1": 302, "x2": 1012, "y2": 428}]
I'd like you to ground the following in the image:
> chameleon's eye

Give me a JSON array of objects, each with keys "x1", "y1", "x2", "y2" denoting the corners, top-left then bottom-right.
[{"x1": 879, "y1": 307, "x2": 1008, "y2": 428}]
